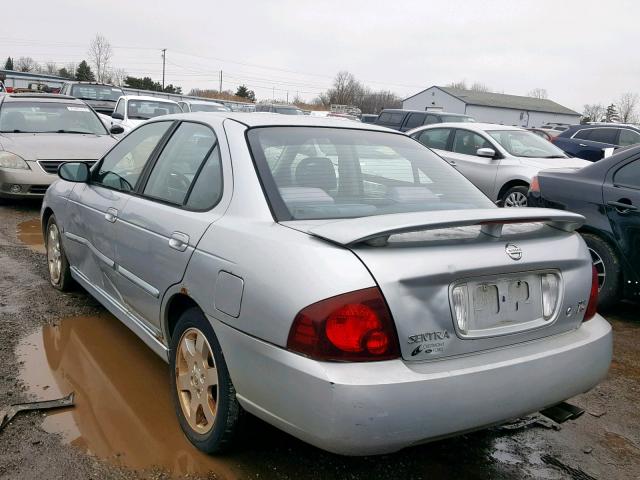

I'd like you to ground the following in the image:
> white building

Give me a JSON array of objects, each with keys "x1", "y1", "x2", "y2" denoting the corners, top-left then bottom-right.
[{"x1": 402, "y1": 86, "x2": 580, "y2": 127}]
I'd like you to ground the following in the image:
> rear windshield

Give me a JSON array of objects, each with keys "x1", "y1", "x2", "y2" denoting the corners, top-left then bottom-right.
[
  {"x1": 71, "y1": 84, "x2": 123, "y2": 102},
  {"x1": 275, "y1": 107, "x2": 304, "y2": 115},
  {"x1": 189, "y1": 103, "x2": 229, "y2": 112},
  {"x1": 0, "y1": 101, "x2": 108, "y2": 134},
  {"x1": 248, "y1": 127, "x2": 494, "y2": 221}
]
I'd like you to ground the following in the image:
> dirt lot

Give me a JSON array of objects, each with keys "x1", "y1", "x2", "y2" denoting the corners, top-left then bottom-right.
[{"x1": 0, "y1": 201, "x2": 638, "y2": 480}]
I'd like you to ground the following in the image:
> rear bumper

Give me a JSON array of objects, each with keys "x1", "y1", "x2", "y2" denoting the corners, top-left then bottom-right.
[{"x1": 212, "y1": 315, "x2": 611, "y2": 456}]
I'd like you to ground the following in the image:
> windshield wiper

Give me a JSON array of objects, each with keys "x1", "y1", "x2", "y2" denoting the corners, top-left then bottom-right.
[
  {"x1": 542, "y1": 155, "x2": 566, "y2": 159},
  {"x1": 0, "y1": 129, "x2": 25, "y2": 133},
  {"x1": 42, "y1": 130, "x2": 94, "y2": 134},
  {"x1": 128, "y1": 116, "x2": 150, "y2": 120}
]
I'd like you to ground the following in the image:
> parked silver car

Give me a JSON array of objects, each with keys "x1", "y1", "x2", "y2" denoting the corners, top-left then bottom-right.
[
  {"x1": 178, "y1": 99, "x2": 231, "y2": 113},
  {"x1": 0, "y1": 93, "x2": 119, "y2": 200},
  {"x1": 407, "y1": 123, "x2": 590, "y2": 207},
  {"x1": 41, "y1": 113, "x2": 611, "y2": 456}
]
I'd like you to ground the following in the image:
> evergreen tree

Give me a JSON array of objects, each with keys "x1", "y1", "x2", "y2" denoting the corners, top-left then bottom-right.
[
  {"x1": 57, "y1": 67, "x2": 73, "y2": 79},
  {"x1": 4, "y1": 57, "x2": 13, "y2": 70},
  {"x1": 605, "y1": 104, "x2": 619, "y2": 123},
  {"x1": 75, "y1": 60, "x2": 96, "y2": 81},
  {"x1": 235, "y1": 84, "x2": 255, "y2": 102}
]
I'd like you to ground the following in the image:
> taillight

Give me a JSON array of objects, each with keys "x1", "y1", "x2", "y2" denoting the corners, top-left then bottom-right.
[
  {"x1": 529, "y1": 176, "x2": 540, "y2": 193},
  {"x1": 287, "y1": 287, "x2": 400, "y2": 361},
  {"x1": 584, "y1": 266, "x2": 599, "y2": 321}
]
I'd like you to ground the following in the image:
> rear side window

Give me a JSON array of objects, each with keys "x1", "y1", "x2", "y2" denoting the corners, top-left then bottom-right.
[
  {"x1": 248, "y1": 127, "x2": 494, "y2": 221},
  {"x1": 143, "y1": 122, "x2": 218, "y2": 206},
  {"x1": 424, "y1": 114, "x2": 440, "y2": 125},
  {"x1": 614, "y1": 160, "x2": 640, "y2": 189},
  {"x1": 415, "y1": 128, "x2": 451, "y2": 150},
  {"x1": 94, "y1": 121, "x2": 172, "y2": 191},
  {"x1": 404, "y1": 113, "x2": 426, "y2": 129},
  {"x1": 588, "y1": 128, "x2": 619, "y2": 144},
  {"x1": 573, "y1": 129, "x2": 592, "y2": 140}
]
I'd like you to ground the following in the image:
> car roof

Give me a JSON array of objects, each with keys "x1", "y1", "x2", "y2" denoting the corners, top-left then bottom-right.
[
  {"x1": 122, "y1": 95, "x2": 180, "y2": 104},
  {"x1": 152, "y1": 112, "x2": 395, "y2": 131},
  {"x1": 380, "y1": 109, "x2": 471, "y2": 116},
  {"x1": 409, "y1": 122, "x2": 525, "y2": 134},
  {"x1": 3, "y1": 93, "x2": 83, "y2": 103}
]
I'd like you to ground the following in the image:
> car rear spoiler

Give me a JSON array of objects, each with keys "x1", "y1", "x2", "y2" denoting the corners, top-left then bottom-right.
[{"x1": 307, "y1": 208, "x2": 585, "y2": 246}]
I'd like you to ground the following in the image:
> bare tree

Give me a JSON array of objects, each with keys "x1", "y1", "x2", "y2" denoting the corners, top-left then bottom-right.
[
  {"x1": 447, "y1": 80, "x2": 468, "y2": 90},
  {"x1": 45, "y1": 62, "x2": 58, "y2": 75},
  {"x1": 616, "y1": 93, "x2": 639, "y2": 123},
  {"x1": 528, "y1": 88, "x2": 548, "y2": 99},
  {"x1": 88, "y1": 33, "x2": 113, "y2": 83},
  {"x1": 470, "y1": 82, "x2": 491, "y2": 92},
  {"x1": 16, "y1": 56, "x2": 38, "y2": 72},
  {"x1": 110, "y1": 68, "x2": 127, "y2": 86},
  {"x1": 582, "y1": 104, "x2": 605, "y2": 123}
]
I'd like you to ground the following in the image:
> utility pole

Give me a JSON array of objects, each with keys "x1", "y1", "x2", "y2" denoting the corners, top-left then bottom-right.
[
  {"x1": 219, "y1": 71, "x2": 222, "y2": 94},
  {"x1": 161, "y1": 49, "x2": 166, "y2": 90},
  {"x1": 286, "y1": 91, "x2": 289, "y2": 103},
  {"x1": 272, "y1": 86, "x2": 275, "y2": 101}
]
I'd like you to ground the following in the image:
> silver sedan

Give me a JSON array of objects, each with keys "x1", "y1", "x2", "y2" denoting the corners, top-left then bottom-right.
[
  {"x1": 41, "y1": 113, "x2": 611, "y2": 456},
  {"x1": 406, "y1": 123, "x2": 590, "y2": 207}
]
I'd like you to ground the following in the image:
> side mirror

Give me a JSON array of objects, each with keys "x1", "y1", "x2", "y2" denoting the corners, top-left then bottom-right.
[
  {"x1": 110, "y1": 124, "x2": 125, "y2": 135},
  {"x1": 111, "y1": 112, "x2": 124, "y2": 120},
  {"x1": 58, "y1": 162, "x2": 90, "y2": 183},
  {"x1": 476, "y1": 147, "x2": 496, "y2": 158}
]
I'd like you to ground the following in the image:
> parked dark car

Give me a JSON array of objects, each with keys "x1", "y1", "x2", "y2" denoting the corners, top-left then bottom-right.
[
  {"x1": 552, "y1": 124, "x2": 640, "y2": 162},
  {"x1": 60, "y1": 82, "x2": 125, "y2": 115},
  {"x1": 528, "y1": 145, "x2": 640, "y2": 308},
  {"x1": 375, "y1": 109, "x2": 475, "y2": 131}
]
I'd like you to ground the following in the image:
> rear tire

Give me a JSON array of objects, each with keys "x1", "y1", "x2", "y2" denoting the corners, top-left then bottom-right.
[
  {"x1": 169, "y1": 307, "x2": 242, "y2": 454},
  {"x1": 581, "y1": 233, "x2": 620, "y2": 310},
  {"x1": 45, "y1": 215, "x2": 74, "y2": 291},
  {"x1": 501, "y1": 186, "x2": 529, "y2": 207}
]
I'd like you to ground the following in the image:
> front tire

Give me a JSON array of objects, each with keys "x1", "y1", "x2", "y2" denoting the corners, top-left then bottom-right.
[
  {"x1": 501, "y1": 186, "x2": 529, "y2": 207},
  {"x1": 45, "y1": 215, "x2": 74, "y2": 291},
  {"x1": 581, "y1": 233, "x2": 620, "y2": 310},
  {"x1": 169, "y1": 307, "x2": 242, "y2": 454}
]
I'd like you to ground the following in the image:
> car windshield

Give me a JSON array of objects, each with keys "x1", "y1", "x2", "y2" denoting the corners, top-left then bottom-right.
[
  {"x1": 441, "y1": 115, "x2": 475, "y2": 122},
  {"x1": 248, "y1": 127, "x2": 494, "y2": 221},
  {"x1": 71, "y1": 84, "x2": 123, "y2": 102},
  {"x1": 127, "y1": 100, "x2": 182, "y2": 120},
  {"x1": 275, "y1": 107, "x2": 304, "y2": 115},
  {"x1": 488, "y1": 130, "x2": 566, "y2": 158},
  {"x1": 0, "y1": 101, "x2": 108, "y2": 134},
  {"x1": 189, "y1": 103, "x2": 228, "y2": 112}
]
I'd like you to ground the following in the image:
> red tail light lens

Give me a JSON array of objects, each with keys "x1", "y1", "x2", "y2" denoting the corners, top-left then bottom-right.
[
  {"x1": 584, "y1": 266, "x2": 599, "y2": 321},
  {"x1": 287, "y1": 287, "x2": 400, "y2": 361},
  {"x1": 529, "y1": 176, "x2": 540, "y2": 193}
]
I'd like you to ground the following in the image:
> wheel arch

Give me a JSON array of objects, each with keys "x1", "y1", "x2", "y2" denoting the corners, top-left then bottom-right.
[
  {"x1": 163, "y1": 292, "x2": 202, "y2": 344},
  {"x1": 41, "y1": 206, "x2": 54, "y2": 233},
  {"x1": 497, "y1": 179, "x2": 530, "y2": 201}
]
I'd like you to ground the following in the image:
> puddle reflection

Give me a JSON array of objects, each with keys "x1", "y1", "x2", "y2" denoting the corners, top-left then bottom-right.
[{"x1": 16, "y1": 218, "x2": 45, "y2": 253}]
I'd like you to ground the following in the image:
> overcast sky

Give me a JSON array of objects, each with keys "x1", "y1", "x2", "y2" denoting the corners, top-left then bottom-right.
[{"x1": 4, "y1": 0, "x2": 638, "y2": 110}]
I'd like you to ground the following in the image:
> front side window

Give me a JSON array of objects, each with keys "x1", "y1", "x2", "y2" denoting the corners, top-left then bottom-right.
[
  {"x1": 588, "y1": 128, "x2": 619, "y2": 144},
  {"x1": 143, "y1": 122, "x2": 218, "y2": 205},
  {"x1": 404, "y1": 113, "x2": 426, "y2": 129},
  {"x1": 127, "y1": 100, "x2": 182, "y2": 120},
  {"x1": 93, "y1": 121, "x2": 172, "y2": 191},
  {"x1": 618, "y1": 129, "x2": 640, "y2": 147},
  {"x1": 573, "y1": 129, "x2": 593, "y2": 140},
  {"x1": 415, "y1": 128, "x2": 451, "y2": 150},
  {"x1": 452, "y1": 130, "x2": 492, "y2": 156},
  {"x1": 0, "y1": 101, "x2": 108, "y2": 134},
  {"x1": 614, "y1": 159, "x2": 640, "y2": 189},
  {"x1": 424, "y1": 114, "x2": 440, "y2": 125},
  {"x1": 378, "y1": 112, "x2": 403, "y2": 125},
  {"x1": 248, "y1": 127, "x2": 494, "y2": 220},
  {"x1": 488, "y1": 129, "x2": 566, "y2": 158}
]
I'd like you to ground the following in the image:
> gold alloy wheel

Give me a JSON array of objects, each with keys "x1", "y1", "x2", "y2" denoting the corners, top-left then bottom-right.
[
  {"x1": 175, "y1": 327, "x2": 219, "y2": 435},
  {"x1": 47, "y1": 223, "x2": 62, "y2": 284}
]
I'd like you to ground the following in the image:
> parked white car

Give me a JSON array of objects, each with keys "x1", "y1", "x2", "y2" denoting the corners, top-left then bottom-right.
[
  {"x1": 110, "y1": 95, "x2": 182, "y2": 133},
  {"x1": 407, "y1": 123, "x2": 590, "y2": 207},
  {"x1": 178, "y1": 99, "x2": 230, "y2": 113}
]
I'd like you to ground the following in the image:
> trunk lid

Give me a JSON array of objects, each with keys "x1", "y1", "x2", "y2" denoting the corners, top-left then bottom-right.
[{"x1": 284, "y1": 208, "x2": 593, "y2": 361}]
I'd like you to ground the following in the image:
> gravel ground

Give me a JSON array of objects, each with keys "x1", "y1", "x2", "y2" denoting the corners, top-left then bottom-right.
[{"x1": 0, "y1": 201, "x2": 638, "y2": 480}]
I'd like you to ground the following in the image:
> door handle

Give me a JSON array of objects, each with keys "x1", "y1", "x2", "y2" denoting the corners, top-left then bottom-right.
[
  {"x1": 105, "y1": 208, "x2": 118, "y2": 223},
  {"x1": 607, "y1": 200, "x2": 638, "y2": 213},
  {"x1": 449, "y1": 160, "x2": 457, "y2": 167},
  {"x1": 579, "y1": 143, "x2": 587, "y2": 147},
  {"x1": 169, "y1": 232, "x2": 190, "y2": 252}
]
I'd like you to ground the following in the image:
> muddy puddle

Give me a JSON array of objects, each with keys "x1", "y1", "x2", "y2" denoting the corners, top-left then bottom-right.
[
  {"x1": 16, "y1": 218, "x2": 45, "y2": 254},
  {"x1": 16, "y1": 312, "x2": 536, "y2": 479}
]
